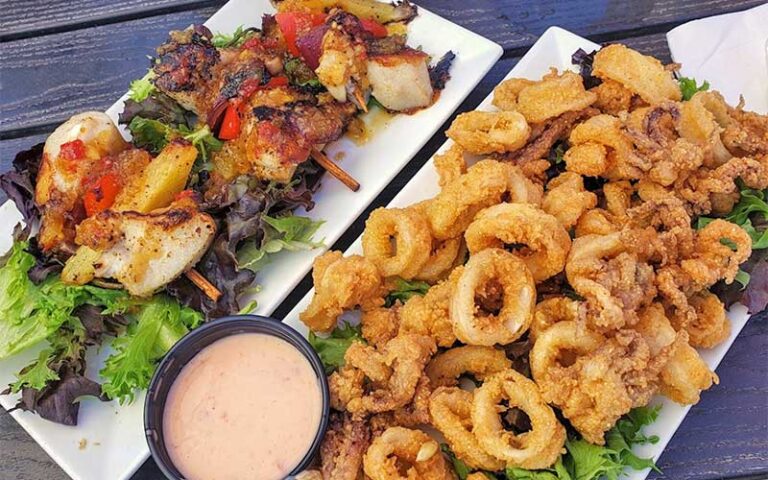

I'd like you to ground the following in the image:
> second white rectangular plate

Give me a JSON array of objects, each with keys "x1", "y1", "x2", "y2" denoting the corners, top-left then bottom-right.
[
  {"x1": 283, "y1": 26, "x2": 753, "y2": 480},
  {"x1": 0, "y1": 1, "x2": 502, "y2": 479}
]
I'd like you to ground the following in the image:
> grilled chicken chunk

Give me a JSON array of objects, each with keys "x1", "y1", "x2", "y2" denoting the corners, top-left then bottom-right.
[
  {"x1": 68, "y1": 198, "x2": 216, "y2": 297},
  {"x1": 367, "y1": 48, "x2": 433, "y2": 111},
  {"x1": 153, "y1": 25, "x2": 220, "y2": 115},
  {"x1": 35, "y1": 112, "x2": 129, "y2": 253}
]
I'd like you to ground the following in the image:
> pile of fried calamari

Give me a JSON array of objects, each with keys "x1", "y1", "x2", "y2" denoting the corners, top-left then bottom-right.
[{"x1": 298, "y1": 43, "x2": 767, "y2": 479}]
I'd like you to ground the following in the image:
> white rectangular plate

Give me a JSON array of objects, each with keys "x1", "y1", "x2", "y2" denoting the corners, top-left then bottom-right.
[
  {"x1": 283, "y1": 26, "x2": 753, "y2": 480},
  {"x1": 0, "y1": 0, "x2": 502, "y2": 478}
]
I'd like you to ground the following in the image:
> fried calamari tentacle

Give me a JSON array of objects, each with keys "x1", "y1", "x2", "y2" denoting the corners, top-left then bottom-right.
[
  {"x1": 301, "y1": 251, "x2": 384, "y2": 333},
  {"x1": 623, "y1": 197, "x2": 695, "y2": 266},
  {"x1": 465, "y1": 203, "x2": 571, "y2": 283},
  {"x1": 321, "y1": 411, "x2": 371, "y2": 480},
  {"x1": 471, "y1": 369, "x2": 566, "y2": 469},
  {"x1": 399, "y1": 267, "x2": 462, "y2": 347},
  {"x1": 425, "y1": 159, "x2": 510, "y2": 240},
  {"x1": 530, "y1": 322, "x2": 662, "y2": 444},
  {"x1": 429, "y1": 387, "x2": 505, "y2": 471},
  {"x1": 542, "y1": 172, "x2": 598, "y2": 229},
  {"x1": 347, "y1": 334, "x2": 437, "y2": 416},
  {"x1": 363, "y1": 427, "x2": 454, "y2": 480},
  {"x1": 446, "y1": 110, "x2": 531, "y2": 154},
  {"x1": 451, "y1": 249, "x2": 536, "y2": 346},
  {"x1": 684, "y1": 291, "x2": 731, "y2": 349},
  {"x1": 362, "y1": 306, "x2": 401, "y2": 349},
  {"x1": 329, "y1": 366, "x2": 365, "y2": 411},
  {"x1": 391, "y1": 374, "x2": 433, "y2": 427},
  {"x1": 635, "y1": 303, "x2": 717, "y2": 405},
  {"x1": 425, "y1": 345, "x2": 511, "y2": 388},
  {"x1": 530, "y1": 296, "x2": 583, "y2": 341},
  {"x1": 565, "y1": 233, "x2": 656, "y2": 330},
  {"x1": 362, "y1": 207, "x2": 432, "y2": 279}
]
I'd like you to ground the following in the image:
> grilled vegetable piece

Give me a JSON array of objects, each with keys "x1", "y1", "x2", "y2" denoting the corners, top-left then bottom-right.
[
  {"x1": 113, "y1": 141, "x2": 198, "y2": 213},
  {"x1": 36, "y1": 112, "x2": 129, "y2": 253},
  {"x1": 63, "y1": 197, "x2": 216, "y2": 296},
  {"x1": 367, "y1": 48, "x2": 433, "y2": 111}
]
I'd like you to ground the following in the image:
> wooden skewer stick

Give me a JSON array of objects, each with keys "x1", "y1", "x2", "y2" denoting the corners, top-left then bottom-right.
[
  {"x1": 185, "y1": 269, "x2": 222, "y2": 302},
  {"x1": 354, "y1": 90, "x2": 368, "y2": 113},
  {"x1": 311, "y1": 149, "x2": 360, "y2": 192}
]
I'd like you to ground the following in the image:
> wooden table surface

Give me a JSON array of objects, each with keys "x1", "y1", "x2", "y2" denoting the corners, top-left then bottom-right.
[{"x1": 1, "y1": 1, "x2": 766, "y2": 479}]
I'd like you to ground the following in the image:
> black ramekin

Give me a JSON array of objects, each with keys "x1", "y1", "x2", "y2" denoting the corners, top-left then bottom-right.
[{"x1": 144, "y1": 314, "x2": 330, "y2": 480}]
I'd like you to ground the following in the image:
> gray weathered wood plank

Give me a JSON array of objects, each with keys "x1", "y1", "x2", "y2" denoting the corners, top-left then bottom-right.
[
  {"x1": 0, "y1": 8, "x2": 218, "y2": 136},
  {"x1": 0, "y1": 0, "x2": 760, "y2": 135},
  {"x1": 0, "y1": 0, "x2": 225, "y2": 40}
]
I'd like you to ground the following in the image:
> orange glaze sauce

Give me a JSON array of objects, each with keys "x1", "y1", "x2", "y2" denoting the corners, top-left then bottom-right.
[
  {"x1": 163, "y1": 333, "x2": 322, "y2": 480},
  {"x1": 347, "y1": 104, "x2": 393, "y2": 145}
]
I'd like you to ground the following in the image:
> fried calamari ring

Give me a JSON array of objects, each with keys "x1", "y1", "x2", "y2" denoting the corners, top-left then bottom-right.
[
  {"x1": 347, "y1": 334, "x2": 437, "y2": 416},
  {"x1": 574, "y1": 209, "x2": 618, "y2": 237},
  {"x1": 471, "y1": 369, "x2": 566, "y2": 469},
  {"x1": 363, "y1": 427, "x2": 454, "y2": 480},
  {"x1": 429, "y1": 387, "x2": 505, "y2": 471},
  {"x1": 451, "y1": 249, "x2": 536, "y2": 346},
  {"x1": 542, "y1": 172, "x2": 598, "y2": 229},
  {"x1": 465, "y1": 203, "x2": 571, "y2": 283},
  {"x1": 425, "y1": 159, "x2": 510, "y2": 240},
  {"x1": 515, "y1": 71, "x2": 597, "y2": 124},
  {"x1": 433, "y1": 143, "x2": 467, "y2": 187},
  {"x1": 504, "y1": 164, "x2": 544, "y2": 206},
  {"x1": 446, "y1": 110, "x2": 531, "y2": 154},
  {"x1": 529, "y1": 321, "x2": 603, "y2": 395},
  {"x1": 415, "y1": 237, "x2": 466, "y2": 283},
  {"x1": 301, "y1": 251, "x2": 384, "y2": 333},
  {"x1": 425, "y1": 345, "x2": 512, "y2": 388},
  {"x1": 564, "y1": 142, "x2": 609, "y2": 177},
  {"x1": 635, "y1": 304, "x2": 717, "y2": 405},
  {"x1": 681, "y1": 219, "x2": 752, "y2": 287},
  {"x1": 530, "y1": 296, "x2": 583, "y2": 341},
  {"x1": 362, "y1": 207, "x2": 432, "y2": 279},
  {"x1": 399, "y1": 267, "x2": 462, "y2": 347},
  {"x1": 684, "y1": 291, "x2": 731, "y2": 349},
  {"x1": 492, "y1": 77, "x2": 535, "y2": 111}
]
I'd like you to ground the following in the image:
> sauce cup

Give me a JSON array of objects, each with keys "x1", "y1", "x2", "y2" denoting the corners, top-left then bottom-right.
[{"x1": 144, "y1": 315, "x2": 330, "y2": 480}]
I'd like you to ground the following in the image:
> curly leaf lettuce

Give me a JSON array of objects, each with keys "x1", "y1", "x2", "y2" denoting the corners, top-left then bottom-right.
[
  {"x1": 678, "y1": 76, "x2": 709, "y2": 101},
  {"x1": 237, "y1": 214, "x2": 325, "y2": 272},
  {"x1": 9, "y1": 349, "x2": 59, "y2": 393},
  {"x1": 308, "y1": 322, "x2": 364, "y2": 374},
  {"x1": 100, "y1": 295, "x2": 202, "y2": 403},
  {"x1": 385, "y1": 277, "x2": 430, "y2": 307},
  {"x1": 0, "y1": 241, "x2": 129, "y2": 359}
]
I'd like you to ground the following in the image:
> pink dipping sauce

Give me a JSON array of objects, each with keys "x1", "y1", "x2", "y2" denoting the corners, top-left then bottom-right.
[{"x1": 163, "y1": 333, "x2": 322, "y2": 480}]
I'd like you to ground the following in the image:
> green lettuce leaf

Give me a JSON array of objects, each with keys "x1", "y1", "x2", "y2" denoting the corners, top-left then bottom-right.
[
  {"x1": 385, "y1": 278, "x2": 430, "y2": 307},
  {"x1": 212, "y1": 25, "x2": 257, "y2": 49},
  {"x1": 128, "y1": 71, "x2": 156, "y2": 102},
  {"x1": 127, "y1": 116, "x2": 223, "y2": 165},
  {"x1": 678, "y1": 76, "x2": 709, "y2": 101},
  {"x1": 9, "y1": 349, "x2": 59, "y2": 392},
  {"x1": 0, "y1": 241, "x2": 130, "y2": 359},
  {"x1": 308, "y1": 322, "x2": 364, "y2": 374},
  {"x1": 441, "y1": 444, "x2": 472, "y2": 479},
  {"x1": 100, "y1": 295, "x2": 203, "y2": 403},
  {"x1": 500, "y1": 407, "x2": 659, "y2": 480},
  {"x1": 237, "y1": 214, "x2": 325, "y2": 272}
]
